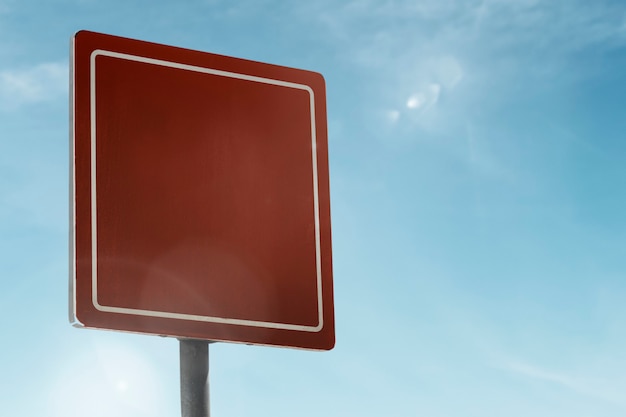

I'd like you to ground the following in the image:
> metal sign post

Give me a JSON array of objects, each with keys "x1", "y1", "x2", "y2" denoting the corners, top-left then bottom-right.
[
  {"x1": 70, "y1": 28, "x2": 335, "y2": 417},
  {"x1": 180, "y1": 339, "x2": 210, "y2": 417}
]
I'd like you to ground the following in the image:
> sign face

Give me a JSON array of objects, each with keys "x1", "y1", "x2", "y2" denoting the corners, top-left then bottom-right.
[{"x1": 70, "y1": 31, "x2": 334, "y2": 350}]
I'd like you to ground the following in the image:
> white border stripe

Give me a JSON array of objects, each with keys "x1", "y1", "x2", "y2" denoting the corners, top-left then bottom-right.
[{"x1": 89, "y1": 49, "x2": 324, "y2": 332}]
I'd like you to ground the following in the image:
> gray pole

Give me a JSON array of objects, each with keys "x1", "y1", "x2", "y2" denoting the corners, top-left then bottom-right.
[{"x1": 179, "y1": 339, "x2": 210, "y2": 417}]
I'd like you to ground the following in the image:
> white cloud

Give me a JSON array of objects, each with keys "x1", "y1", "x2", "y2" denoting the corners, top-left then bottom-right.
[{"x1": 0, "y1": 61, "x2": 68, "y2": 109}]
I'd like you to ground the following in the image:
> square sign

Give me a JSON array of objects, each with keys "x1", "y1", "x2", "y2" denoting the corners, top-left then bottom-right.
[{"x1": 70, "y1": 31, "x2": 335, "y2": 350}]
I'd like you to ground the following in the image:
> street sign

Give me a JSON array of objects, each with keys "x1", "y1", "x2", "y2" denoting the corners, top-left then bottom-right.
[{"x1": 70, "y1": 30, "x2": 334, "y2": 350}]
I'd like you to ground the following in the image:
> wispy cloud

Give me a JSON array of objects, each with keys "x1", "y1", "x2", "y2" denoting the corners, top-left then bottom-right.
[
  {"x1": 305, "y1": 0, "x2": 626, "y2": 132},
  {"x1": 499, "y1": 359, "x2": 626, "y2": 407},
  {"x1": 0, "y1": 61, "x2": 68, "y2": 109},
  {"x1": 0, "y1": 0, "x2": 11, "y2": 15},
  {"x1": 504, "y1": 360, "x2": 583, "y2": 388}
]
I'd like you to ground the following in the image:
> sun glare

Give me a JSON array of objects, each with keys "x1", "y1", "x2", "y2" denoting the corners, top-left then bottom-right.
[
  {"x1": 47, "y1": 341, "x2": 165, "y2": 417},
  {"x1": 406, "y1": 94, "x2": 423, "y2": 109}
]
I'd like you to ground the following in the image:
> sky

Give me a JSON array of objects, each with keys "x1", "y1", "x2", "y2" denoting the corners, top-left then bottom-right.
[{"x1": 2, "y1": 0, "x2": 626, "y2": 416}]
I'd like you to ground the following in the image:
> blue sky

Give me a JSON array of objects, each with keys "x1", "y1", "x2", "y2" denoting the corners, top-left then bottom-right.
[{"x1": 2, "y1": 0, "x2": 626, "y2": 415}]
